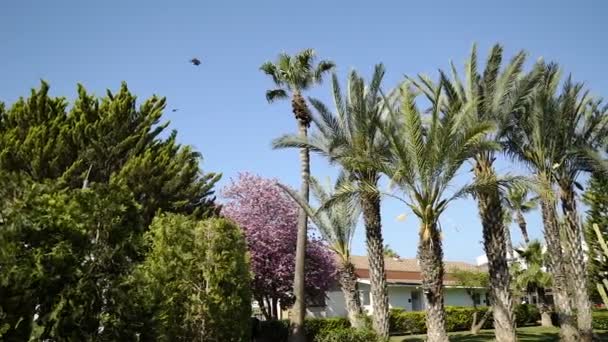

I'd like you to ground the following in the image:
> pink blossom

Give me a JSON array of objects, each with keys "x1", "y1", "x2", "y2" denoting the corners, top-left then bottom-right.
[{"x1": 221, "y1": 173, "x2": 336, "y2": 308}]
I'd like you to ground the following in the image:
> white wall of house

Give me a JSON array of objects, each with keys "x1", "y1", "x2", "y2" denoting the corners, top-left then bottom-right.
[
  {"x1": 322, "y1": 289, "x2": 348, "y2": 318},
  {"x1": 445, "y1": 288, "x2": 475, "y2": 306},
  {"x1": 388, "y1": 286, "x2": 413, "y2": 311},
  {"x1": 320, "y1": 284, "x2": 487, "y2": 318}
]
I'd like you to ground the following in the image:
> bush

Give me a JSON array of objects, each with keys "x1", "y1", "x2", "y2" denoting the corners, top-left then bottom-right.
[
  {"x1": 593, "y1": 310, "x2": 608, "y2": 330},
  {"x1": 389, "y1": 306, "x2": 495, "y2": 334},
  {"x1": 514, "y1": 304, "x2": 541, "y2": 326},
  {"x1": 314, "y1": 327, "x2": 380, "y2": 342},
  {"x1": 140, "y1": 215, "x2": 252, "y2": 341},
  {"x1": 389, "y1": 308, "x2": 426, "y2": 334},
  {"x1": 258, "y1": 318, "x2": 350, "y2": 342},
  {"x1": 258, "y1": 319, "x2": 289, "y2": 342},
  {"x1": 304, "y1": 317, "x2": 350, "y2": 339}
]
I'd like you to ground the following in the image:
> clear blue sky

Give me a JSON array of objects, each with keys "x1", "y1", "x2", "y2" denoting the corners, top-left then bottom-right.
[{"x1": 1, "y1": 0, "x2": 606, "y2": 263}]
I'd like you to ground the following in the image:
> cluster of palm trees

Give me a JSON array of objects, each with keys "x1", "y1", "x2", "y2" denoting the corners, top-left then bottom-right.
[{"x1": 261, "y1": 45, "x2": 607, "y2": 342}]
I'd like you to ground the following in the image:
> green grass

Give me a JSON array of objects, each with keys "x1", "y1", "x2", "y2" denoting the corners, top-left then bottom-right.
[{"x1": 390, "y1": 326, "x2": 608, "y2": 341}]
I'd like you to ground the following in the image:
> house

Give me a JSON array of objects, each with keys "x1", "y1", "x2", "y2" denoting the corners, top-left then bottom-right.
[{"x1": 307, "y1": 255, "x2": 489, "y2": 318}]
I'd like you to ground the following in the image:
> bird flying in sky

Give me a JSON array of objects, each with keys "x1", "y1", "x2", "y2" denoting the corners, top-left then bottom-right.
[{"x1": 190, "y1": 58, "x2": 201, "y2": 66}]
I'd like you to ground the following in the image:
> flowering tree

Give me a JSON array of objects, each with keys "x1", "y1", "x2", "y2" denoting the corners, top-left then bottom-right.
[{"x1": 222, "y1": 173, "x2": 336, "y2": 319}]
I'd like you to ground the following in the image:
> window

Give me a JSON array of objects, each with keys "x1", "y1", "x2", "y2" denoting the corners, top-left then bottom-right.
[
  {"x1": 472, "y1": 293, "x2": 481, "y2": 306},
  {"x1": 359, "y1": 290, "x2": 371, "y2": 306}
]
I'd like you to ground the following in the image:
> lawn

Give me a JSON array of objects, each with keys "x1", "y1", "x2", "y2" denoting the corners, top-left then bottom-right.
[{"x1": 390, "y1": 326, "x2": 608, "y2": 341}]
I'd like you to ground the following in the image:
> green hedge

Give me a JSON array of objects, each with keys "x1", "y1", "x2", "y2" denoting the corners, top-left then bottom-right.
[
  {"x1": 593, "y1": 310, "x2": 608, "y2": 330},
  {"x1": 313, "y1": 328, "x2": 380, "y2": 342},
  {"x1": 258, "y1": 318, "x2": 350, "y2": 342},
  {"x1": 258, "y1": 304, "x2": 548, "y2": 340},
  {"x1": 388, "y1": 304, "x2": 540, "y2": 335},
  {"x1": 550, "y1": 309, "x2": 608, "y2": 330},
  {"x1": 389, "y1": 306, "x2": 494, "y2": 334},
  {"x1": 514, "y1": 304, "x2": 540, "y2": 326}
]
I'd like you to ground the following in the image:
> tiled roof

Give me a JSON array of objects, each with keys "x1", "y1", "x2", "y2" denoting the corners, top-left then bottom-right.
[{"x1": 347, "y1": 255, "x2": 486, "y2": 284}]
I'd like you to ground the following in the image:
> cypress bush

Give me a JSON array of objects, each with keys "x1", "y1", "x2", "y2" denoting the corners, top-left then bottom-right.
[{"x1": 140, "y1": 215, "x2": 251, "y2": 341}]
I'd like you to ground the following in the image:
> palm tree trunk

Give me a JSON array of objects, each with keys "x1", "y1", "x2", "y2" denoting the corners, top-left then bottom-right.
[
  {"x1": 289, "y1": 112, "x2": 310, "y2": 342},
  {"x1": 540, "y1": 198, "x2": 579, "y2": 341},
  {"x1": 504, "y1": 223, "x2": 514, "y2": 260},
  {"x1": 516, "y1": 211, "x2": 530, "y2": 244},
  {"x1": 338, "y1": 260, "x2": 364, "y2": 328},
  {"x1": 418, "y1": 222, "x2": 448, "y2": 342},
  {"x1": 474, "y1": 159, "x2": 517, "y2": 342},
  {"x1": 471, "y1": 306, "x2": 493, "y2": 334},
  {"x1": 560, "y1": 185, "x2": 593, "y2": 342},
  {"x1": 359, "y1": 189, "x2": 389, "y2": 339},
  {"x1": 537, "y1": 287, "x2": 553, "y2": 327}
]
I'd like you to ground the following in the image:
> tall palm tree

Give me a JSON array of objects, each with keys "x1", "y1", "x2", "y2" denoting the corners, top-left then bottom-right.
[
  {"x1": 435, "y1": 44, "x2": 538, "y2": 342},
  {"x1": 273, "y1": 65, "x2": 391, "y2": 338},
  {"x1": 512, "y1": 240, "x2": 553, "y2": 327},
  {"x1": 260, "y1": 49, "x2": 334, "y2": 342},
  {"x1": 503, "y1": 187, "x2": 538, "y2": 244},
  {"x1": 382, "y1": 79, "x2": 497, "y2": 342},
  {"x1": 280, "y1": 175, "x2": 364, "y2": 328},
  {"x1": 500, "y1": 207, "x2": 516, "y2": 259},
  {"x1": 504, "y1": 62, "x2": 579, "y2": 341},
  {"x1": 550, "y1": 77, "x2": 608, "y2": 342}
]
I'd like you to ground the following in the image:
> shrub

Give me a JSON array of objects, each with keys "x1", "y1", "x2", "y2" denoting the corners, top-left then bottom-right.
[
  {"x1": 259, "y1": 319, "x2": 289, "y2": 342},
  {"x1": 140, "y1": 215, "x2": 252, "y2": 341},
  {"x1": 593, "y1": 310, "x2": 608, "y2": 330},
  {"x1": 514, "y1": 304, "x2": 541, "y2": 326},
  {"x1": 304, "y1": 317, "x2": 350, "y2": 339},
  {"x1": 389, "y1": 309, "x2": 426, "y2": 334},
  {"x1": 314, "y1": 327, "x2": 380, "y2": 342},
  {"x1": 258, "y1": 318, "x2": 349, "y2": 342}
]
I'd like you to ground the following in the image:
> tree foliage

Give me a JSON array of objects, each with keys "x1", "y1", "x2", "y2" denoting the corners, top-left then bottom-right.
[
  {"x1": 0, "y1": 177, "x2": 144, "y2": 340},
  {"x1": 0, "y1": 81, "x2": 221, "y2": 222},
  {"x1": 221, "y1": 173, "x2": 336, "y2": 318},
  {"x1": 135, "y1": 214, "x2": 252, "y2": 342},
  {"x1": 0, "y1": 82, "x2": 221, "y2": 340},
  {"x1": 584, "y1": 173, "x2": 608, "y2": 302}
]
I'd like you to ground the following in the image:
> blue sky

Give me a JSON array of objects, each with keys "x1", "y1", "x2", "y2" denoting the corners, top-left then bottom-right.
[{"x1": 1, "y1": 0, "x2": 606, "y2": 263}]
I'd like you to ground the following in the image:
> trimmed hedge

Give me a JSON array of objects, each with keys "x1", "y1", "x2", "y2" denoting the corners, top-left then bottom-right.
[
  {"x1": 258, "y1": 318, "x2": 350, "y2": 342},
  {"x1": 313, "y1": 328, "x2": 380, "y2": 342},
  {"x1": 388, "y1": 304, "x2": 541, "y2": 335},
  {"x1": 593, "y1": 310, "x2": 608, "y2": 330},
  {"x1": 304, "y1": 318, "x2": 350, "y2": 338},
  {"x1": 257, "y1": 304, "x2": 566, "y2": 340},
  {"x1": 550, "y1": 309, "x2": 608, "y2": 330}
]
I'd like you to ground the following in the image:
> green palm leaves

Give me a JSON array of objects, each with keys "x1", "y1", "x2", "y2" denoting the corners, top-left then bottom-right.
[
  {"x1": 260, "y1": 49, "x2": 335, "y2": 102},
  {"x1": 280, "y1": 176, "x2": 360, "y2": 261},
  {"x1": 383, "y1": 78, "x2": 496, "y2": 237}
]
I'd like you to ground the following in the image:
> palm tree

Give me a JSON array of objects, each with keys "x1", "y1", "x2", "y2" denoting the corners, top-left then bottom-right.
[
  {"x1": 549, "y1": 77, "x2": 608, "y2": 342},
  {"x1": 381, "y1": 79, "x2": 497, "y2": 342},
  {"x1": 279, "y1": 175, "x2": 364, "y2": 328},
  {"x1": 260, "y1": 49, "x2": 334, "y2": 342},
  {"x1": 435, "y1": 44, "x2": 539, "y2": 342},
  {"x1": 512, "y1": 240, "x2": 553, "y2": 327},
  {"x1": 503, "y1": 188, "x2": 538, "y2": 244},
  {"x1": 273, "y1": 65, "x2": 391, "y2": 338},
  {"x1": 504, "y1": 62, "x2": 579, "y2": 341}
]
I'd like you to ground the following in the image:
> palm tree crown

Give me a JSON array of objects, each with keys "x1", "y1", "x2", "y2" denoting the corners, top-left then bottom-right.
[
  {"x1": 383, "y1": 80, "x2": 496, "y2": 239},
  {"x1": 260, "y1": 49, "x2": 335, "y2": 125},
  {"x1": 280, "y1": 175, "x2": 360, "y2": 261},
  {"x1": 273, "y1": 64, "x2": 391, "y2": 198}
]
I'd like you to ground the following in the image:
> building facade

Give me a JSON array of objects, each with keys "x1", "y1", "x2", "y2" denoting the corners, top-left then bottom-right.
[{"x1": 307, "y1": 255, "x2": 489, "y2": 318}]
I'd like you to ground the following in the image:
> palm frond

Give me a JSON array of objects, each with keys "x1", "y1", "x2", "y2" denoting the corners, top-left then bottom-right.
[{"x1": 265, "y1": 89, "x2": 288, "y2": 103}]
